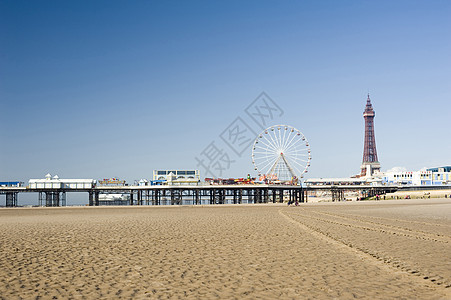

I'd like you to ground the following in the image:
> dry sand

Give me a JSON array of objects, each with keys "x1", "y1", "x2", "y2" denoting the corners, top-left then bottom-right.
[{"x1": 0, "y1": 199, "x2": 450, "y2": 299}]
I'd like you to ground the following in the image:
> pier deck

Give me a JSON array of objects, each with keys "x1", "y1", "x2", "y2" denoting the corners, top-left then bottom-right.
[
  {"x1": 0, "y1": 185, "x2": 305, "y2": 207},
  {"x1": 0, "y1": 184, "x2": 401, "y2": 207}
]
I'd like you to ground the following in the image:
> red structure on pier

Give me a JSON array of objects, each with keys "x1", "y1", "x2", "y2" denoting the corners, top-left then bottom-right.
[{"x1": 360, "y1": 94, "x2": 380, "y2": 177}]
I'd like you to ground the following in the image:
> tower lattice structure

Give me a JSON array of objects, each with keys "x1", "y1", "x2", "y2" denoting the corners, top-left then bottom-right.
[{"x1": 360, "y1": 94, "x2": 380, "y2": 177}]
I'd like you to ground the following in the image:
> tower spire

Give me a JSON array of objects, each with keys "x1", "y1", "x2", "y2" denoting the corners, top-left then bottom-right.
[{"x1": 365, "y1": 93, "x2": 373, "y2": 112}]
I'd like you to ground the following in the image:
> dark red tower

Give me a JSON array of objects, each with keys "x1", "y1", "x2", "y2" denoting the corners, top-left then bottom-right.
[{"x1": 360, "y1": 94, "x2": 380, "y2": 177}]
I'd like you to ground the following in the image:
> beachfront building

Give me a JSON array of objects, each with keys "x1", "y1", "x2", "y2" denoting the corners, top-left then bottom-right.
[
  {"x1": 29, "y1": 174, "x2": 95, "y2": 189},
  {"x1": 306, "y1": 166, "x2": 451, "y2": 187},
  {"x1": 427, "y1": 166, "x2": 451, "y2": 173},
  {"x1": 382, "y1": 166, "x2": 451, "y2": 186}
]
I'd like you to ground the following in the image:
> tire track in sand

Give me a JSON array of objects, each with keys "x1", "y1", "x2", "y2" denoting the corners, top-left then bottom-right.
[
  {"x1": 311, "y1": 210, "x2": 451, "y2": 242},
  {"x1": 324, "y1": 210, "x2": 451, "y2": 228},
  {"x1": 296, "y1": 209, "x2": 450, "y2": 244},
  {"x1": 285, "y1": 209, "x2": 451, "y2": 288},
  {"x1": 279, "y1": 209, "x2": 451, "y2": 295}
]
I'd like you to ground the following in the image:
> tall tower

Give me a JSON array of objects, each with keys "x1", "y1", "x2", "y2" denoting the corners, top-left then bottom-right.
[{"x1": 360, "y1": 94, "x2": 380, "y2": 177}]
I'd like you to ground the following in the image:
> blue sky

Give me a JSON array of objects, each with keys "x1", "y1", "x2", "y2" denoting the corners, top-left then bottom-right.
[{"x1": 1, "y1": 0, "x2": 450, "y2": 189}]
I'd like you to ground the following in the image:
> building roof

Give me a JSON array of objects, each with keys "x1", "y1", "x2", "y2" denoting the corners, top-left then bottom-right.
[
  {"x1": 305, "y1": 177, "x2": 366, "y2": 183},
  {"x1": 427, "y1": 166, "x2": 451, "y2": 172},
  {"x1": 29, "y1": 178, "x2": 95, "y2": 183}
]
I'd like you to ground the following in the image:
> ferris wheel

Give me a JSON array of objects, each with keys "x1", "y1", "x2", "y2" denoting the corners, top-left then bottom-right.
[{"x1": 251, "y1": 125, "x2": 311, "y2": 182}]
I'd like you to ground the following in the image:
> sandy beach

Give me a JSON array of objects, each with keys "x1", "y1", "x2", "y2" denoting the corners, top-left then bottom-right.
[{"x1": 1, "y1": 199, "x2": 450, "y2": 299}]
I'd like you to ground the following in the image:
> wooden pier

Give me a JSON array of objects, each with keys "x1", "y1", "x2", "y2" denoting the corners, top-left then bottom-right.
[
  {"x1": 0, "y1": 184, "x2": 402, "y2": 207},
  {"x1": 0, "y1": 185, "x2": 306, "y2": 207}
]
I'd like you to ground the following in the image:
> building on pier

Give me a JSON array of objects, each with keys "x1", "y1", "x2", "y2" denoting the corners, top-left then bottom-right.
[
  {"x1": 0, "y1": 181, "x2": 23, "y2": 187},
  {"x1": 152, "y1": 170, "x2": 200, "y2": 185},
  {"x1": 98, "y1": 177, "x2": 127, "y2": 186},
  {"x1": 28, "y1": 174, "x2": 95, "y2": 189},
  {"x1": 305, "y1": 177, "x2": 367, "y2": 186}
]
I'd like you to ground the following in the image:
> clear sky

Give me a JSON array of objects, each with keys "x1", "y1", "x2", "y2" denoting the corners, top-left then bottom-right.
[{"x1": 1, "y1": 0, "x2": 450, "y2": 192}]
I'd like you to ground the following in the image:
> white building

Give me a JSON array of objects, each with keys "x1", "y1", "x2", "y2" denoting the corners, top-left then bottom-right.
[
  {"x1": 306, "y1": 166, "x2": 451, "y2": 187},
  {"x1": 29, "y1": 174, "x2": 95, "y2": 189},
  {"x1": 382, "y1": 166, "x2": 451, "y2": 186},
  {"x1": 305, "y1": 177, "x2": 367, "y2": 186},
  {"x1": 152, "y1": 170, "x2": 200, "y2": 185},
  {"x1": 153, "y1": 170, "x2": 200, "y2": 181}
]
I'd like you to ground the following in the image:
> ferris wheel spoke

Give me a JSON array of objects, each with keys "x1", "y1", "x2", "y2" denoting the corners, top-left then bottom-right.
[
  {"x1": 276, "y1": 130, "x2": 285, "y2": 151},
  {"x1": 253, "y1": 159, "x2": 274, "y2": 168},
  {"x1": 285, "y1": 155, "x2": 306, "y2": 169},
  {"x1": 287, "y1": 153, "x2": 309, "y2": 160},
  {"x1": 259, "y1": 135, "x2": 278, "y2": 152},
  {"x1": 280, "y1": 128, "x2": 292, "y2": 150},
  {"x1": 276, "y1": 130, "x2": 284, "y2": 150},
  {"x1": 284, "y1": 139, "x2": 307, "y2": 154},
  {"x1": 284, "y1": 137, "x2": 304, "y2": 152},
  {"x1": 254, "y1": 153, "x2": 277, "y2": 160},
  {"x1": 256, "y1": 137, "x2": 278, "y2": 152},
  {"x1": 284, "y1": 148, "x2": 308, "y2": 156},
  {"x1": 288, "y1": 156, "x2": 309, "y2": 170},
  {"x1": 282, "y1": 132, "x2": 299, "y2": 153},
  {"x1": 286, "y1": 154, "x2": 309, "y2": 164},
  {"x1": 260, "y1": 155, "x2": 281, "y2": 174},
  {"x1": 258, "y1": 139, "x2": 277, "y2": 152},
  {"x1": 291, "y1": 158, "x2": 309, "y2": 165},
  {"x1": 285, "y1": 151, "x2": 309, "y2": 159},
  {"x1": 254, "y1": 151, "x2": 277, "y2": 163},
  {"x1": 288, "y1": 158, "x2": 308, "y2": 169},
  {"x1": 282, "y1": 127, "x2": 290, "y2": 147},
  {"x1": 274, "y1": 128, "x2": 281, "y2": 150},
  {"x1": 287, "y1": 159, "x2": 306, "y2": 177},
  {"x1": 253, "y1": 151, "x2": 278, "y2": 158},
  {"x1": 292, "y1": 155, "x2": 309, "y2": 161},
  {"x1": 290, "y1": 163, "x2": 305, "y2": 177},
  {"x1": 253, "y1": 155, "x2": 279, "y2": 164},
  {"x1": 277, "y1": 127, "x2": 284, "y2": 150},
  {"x1": 265, "y1": 131, "x2": 280, "y2": 152},
  {"x1": 252, "y1": 148, "x2": 274, "y2": 155},
  {"x1": 287, "y1": 146, "x2": 308, "y2": 152}
]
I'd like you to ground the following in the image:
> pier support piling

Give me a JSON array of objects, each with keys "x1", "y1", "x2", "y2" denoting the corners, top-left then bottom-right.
[
  {"x1": 45, "y1": 192, "x2": 60, "y2": 207},
  {"x1": 5, "y1": 192, "x2": 18, "y2": 207}
]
